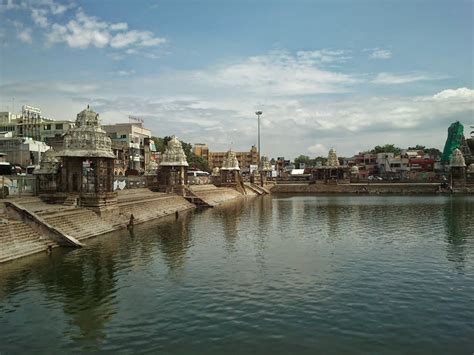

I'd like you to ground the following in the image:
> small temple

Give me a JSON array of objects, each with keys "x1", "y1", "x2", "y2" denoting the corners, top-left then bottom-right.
[
  {"x1": 308, "y1": 147, "x2": 349, "y2": 182},
  {"x1": 56, "y1": 106, "x2": 117, "y2": 214},
  {"x1": 158, "y1": 136, "x2": 189, "y2": 194},
  {"x1": 220, "y1": 150, "x2": 240, "y2": 185},
  {"x1": 259, "y1": 155, "x2": 273, "y2": 185}
]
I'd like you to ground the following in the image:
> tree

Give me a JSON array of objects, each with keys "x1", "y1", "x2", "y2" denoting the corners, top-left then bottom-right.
[
  {"x1": 467, "y1": 138, "x2": 474, "y2": 152},
  {"x1": 294, "y1": 155, "x2": 311, "y2": 167},
  {"x1": 151, "y1": 136, "x2": 210, "y2": 172},
  {"x1": 371, "y1": 144, "x2": 401, "y2": 155}
]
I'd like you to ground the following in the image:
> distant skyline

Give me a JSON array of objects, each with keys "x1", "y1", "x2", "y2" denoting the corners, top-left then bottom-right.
[{"x1": 1, "y1": 0, "x2": 473, "y2": 158}]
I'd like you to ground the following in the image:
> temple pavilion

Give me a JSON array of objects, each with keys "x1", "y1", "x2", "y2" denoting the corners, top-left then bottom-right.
[
  {"x1": 309, "y1": 148, "x2": 349, "y2": 182},
  {"x1": 158, "y1": 136, "x2": 189, "y2": 194},
  {"x1": 56, "y1": 106, "x2": 117, "y2": 213},
  {"x1": 220, "y1": 150, "x2": 241, "y2": 185}
]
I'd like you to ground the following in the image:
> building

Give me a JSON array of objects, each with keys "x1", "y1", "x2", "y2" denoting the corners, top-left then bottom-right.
[
  {"x1": 208, "y1": 145, "x2": 258, "y2": 171},
  {"x1": 102, "y1": 122, "x2": 153, "y2": 175},
  {"x1": 0, "y1": 135, "x2": 51, "y2": 167},
  {"x1": 0, "y1": 106, "x2": 74, "y2": 144},
  {"x1": 193, "y1": 143, "x2": 209, "y2": 161}
]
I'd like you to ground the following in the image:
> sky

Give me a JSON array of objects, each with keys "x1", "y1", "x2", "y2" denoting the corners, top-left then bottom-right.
[{"x1": 0, "y1": 0, "x2": 473, "y2": 159}]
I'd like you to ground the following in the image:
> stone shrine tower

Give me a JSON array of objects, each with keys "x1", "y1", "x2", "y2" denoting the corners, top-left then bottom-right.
[
  {"x1": 259, "y1": 155, "x2": 273, "y2": 185},
  {"x1": 158, "y1": 136, "x2": 189, "y2": 194},
  {"x1": 450, "y1": 148, "x2": 466, "y2": 189},
  {"x1": 220, "y1": 150, "x2": 241, "y2": 186},
  {"x1": 57, "y1": 106, "x2": 117, "y2": 214}
]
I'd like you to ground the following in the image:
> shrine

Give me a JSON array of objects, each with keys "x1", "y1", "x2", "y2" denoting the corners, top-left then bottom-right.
[
  {"x1": 158, "y1": 136, "x2": 189, "y2": 194},
  {"x1": 56, "y1": 106, "x2": 117, "y2": 213}
]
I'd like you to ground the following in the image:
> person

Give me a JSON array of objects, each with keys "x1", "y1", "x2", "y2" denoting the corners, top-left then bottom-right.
[{"x1": 127, "y1": 214, "x2": 135, "y2": 229}]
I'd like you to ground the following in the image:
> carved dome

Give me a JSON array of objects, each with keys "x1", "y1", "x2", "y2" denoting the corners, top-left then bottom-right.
[
  {"x1": 259, "y1": 156, "x2": 272, "y2": 172},
  {"x1": 160, "y1": 136, "x2": 189, "y2": 167},
  {"x1": 326, "y1": 148, "x2": 340, "y2": 167},
  {"x1": 350, "y1": 165, "x2": 359, "y2": 175},
  {"x1": 221, "y1": 150, "x2": 240, "y2": 171},
  {"x1": 450, "y1": 148, "x2": 466, "y2": 167},
  {"x1": 58, "y1": 106, "x2": 114, "y2": 158}
]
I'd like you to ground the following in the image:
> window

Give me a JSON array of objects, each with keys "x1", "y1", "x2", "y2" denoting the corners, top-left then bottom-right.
[
  {"x1": 55, "y1": 124, "x2": 63, "y2": 130},
  {"x1": 121, "y1": 134, "x2": 127, "y2": 139},
  {"x1": 44, "y1": 124, "x2": 51, "y2": 130}
]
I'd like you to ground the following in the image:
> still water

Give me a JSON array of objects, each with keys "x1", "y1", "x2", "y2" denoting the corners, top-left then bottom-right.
[{"x1": 1, "y1": 195, "x2": 473, "y2": 354}]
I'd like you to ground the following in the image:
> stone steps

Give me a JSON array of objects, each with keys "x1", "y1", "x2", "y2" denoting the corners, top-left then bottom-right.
[
  {"x1": 0, "y1": 221, "x2": 52, "y2": 264},
  {"x1": 43, "y1": 209, "x2": 117, "y2": 241}
]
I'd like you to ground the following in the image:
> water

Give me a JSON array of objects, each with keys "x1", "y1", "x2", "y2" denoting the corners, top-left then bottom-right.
[{"x1": 0, "y1": 195, "x2": 473, "y2": 354}]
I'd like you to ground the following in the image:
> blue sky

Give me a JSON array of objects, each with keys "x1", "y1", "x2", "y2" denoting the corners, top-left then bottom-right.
[{"x1": 1, "y1": 0, "x2": 473, "y2": 158}]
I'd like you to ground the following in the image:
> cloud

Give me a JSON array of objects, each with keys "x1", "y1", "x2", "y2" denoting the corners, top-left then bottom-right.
[
  {"x1": 3, "y1": 3, "x2": 166, "y2": 56},
  {"x1": 432, "y1": 87, "x2": 474, "y2": 101},
  {"x1": 17, "y1": 27, "x2": 32, "y2": 43},
  {"x1": 31, "y1": 8, "x2": 49, "y2": 28},
  {"x1": 307, "y1": 143, "x2": 328, "y2": 156},
  {"x1": 368, "y1": 48, "x2": 392, "y2": 60},
  {"x1": 372, "y1": 72, "x2": 447, "y2": 85},
  {"x1": 196, "y1": 50, "x2": 360, "y2": 96}
]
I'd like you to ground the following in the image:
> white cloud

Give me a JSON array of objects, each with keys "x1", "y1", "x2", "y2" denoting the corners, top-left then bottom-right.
[
  {"x1": 196, "y1": 50, "x2": 359, "y2": 96},
  {"x1": 17, "y1": 28, "x2": 32, "y2": 43},
  {"x1": 432, "y1": 87, "x2": 474, "y2": 101},
  {"x1": 372, "y1": 72, "x2": 447, "y2": 85},
  {"x1": 307, "y1": 143, "x2": 327, "y2": 156},
  {"x1": 4, "y1": 3, "x2": 166, "y2": 55},
  {"x1": 31, "y1": 8, "x2": 49, "y2": 28},
  {"x1": 368, "y1": 48, "x2": 392, "y2": 60}
]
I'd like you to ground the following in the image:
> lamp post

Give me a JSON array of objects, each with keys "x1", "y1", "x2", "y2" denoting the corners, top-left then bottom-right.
[{"x1": 255, "y1": 111, "x2": 262, "y2": 165}]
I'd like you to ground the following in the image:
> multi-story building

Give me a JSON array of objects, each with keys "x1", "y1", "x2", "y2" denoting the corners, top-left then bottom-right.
[
  {"x1": 0, "y1": 134, "x2": 51, "y2": 167},
  {"x1": 193, "y1": 143, "x2": 209, "y2": 161},
  {"x1": 0, "y1": 106, "x2": 74, "y2": 144},
  {"x1": 208, "y1": 145, "x2": 258, "y2": 171},
  {"x1": 102, "y1": 123, "x2": 153, "y2": 175}
]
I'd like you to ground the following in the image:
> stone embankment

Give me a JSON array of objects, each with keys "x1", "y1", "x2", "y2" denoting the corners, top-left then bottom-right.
[
  {"x1": 271, "y1": 182, "x2": 447, "y2": 194},
  {"x1": 187, "y1": 185, "x2": 253, "y2": 206},
  {"x1": 0, "y1": 185, "x2": 254, "y2": 264}
]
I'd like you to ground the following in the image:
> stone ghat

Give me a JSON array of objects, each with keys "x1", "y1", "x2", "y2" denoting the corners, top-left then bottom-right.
[
  {"x1": 271, "y1": 182, "x2": 446, "y2": 194},
  {"x1": 188, "y1": 185, "x2": 253, "y2": 206},
  {"x1": 0, "y1": 211, "x2": 54, "y2": 264},
  {"x1": 0, "y1": 191, "x2": 196, "y2": 264}
]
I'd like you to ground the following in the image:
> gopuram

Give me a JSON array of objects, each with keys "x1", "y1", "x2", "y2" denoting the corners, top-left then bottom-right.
[
  {"x1": 56, "y1": 106, "x2": 117, "y2": 215},
  {"x1": 158, "y1": 136, "x2": 189, "y2": 194},
  {"x1": 310, "y1": 148, "x2": 349, "y2": 182}
]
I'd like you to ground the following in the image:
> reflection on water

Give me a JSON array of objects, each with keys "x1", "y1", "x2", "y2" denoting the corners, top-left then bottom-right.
[
  {"x1": 0, "y1": 195, "x2": 473, "y2": 354},
  {"x1": 443, "y1": 197, "x2": 473, "y2": 268}
]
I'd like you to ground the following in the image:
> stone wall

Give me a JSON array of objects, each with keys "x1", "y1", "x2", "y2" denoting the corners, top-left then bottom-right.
[{"x1": 271, "y1": 183, "x2": 443, "y2": 194}]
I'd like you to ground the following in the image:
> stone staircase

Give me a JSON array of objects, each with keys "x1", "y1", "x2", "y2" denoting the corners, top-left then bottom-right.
[
  {"x1": 0, "y1": 219, "x2": 54, "y2": 264},
  {"x1": 40, "y1": 209, "x2": 118, "y2": 241}
]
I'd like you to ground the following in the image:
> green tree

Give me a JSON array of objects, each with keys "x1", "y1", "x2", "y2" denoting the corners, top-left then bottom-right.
[
  {"x1": 294, "y1": 155, "x2": 311, "y2": 167},
  {"x1": 371, "y1": 144, "x2": 401, "y2": 155}
]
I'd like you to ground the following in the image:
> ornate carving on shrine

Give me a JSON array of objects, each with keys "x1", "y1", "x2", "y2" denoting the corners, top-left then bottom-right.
[
  {"x1": 450, "y1": 148, "x2": 466, "y2": 167},
  {"x1": 326, "y1": 148, "x2": 340, "y2": 167},
  {"x1": 58, "y1": 106, "x2": 115, "y2": 159},
  {"x1": 159, "y1": 136, "x2": 189, "y2": 167},
  {"x1": 221, "y1": 150, "x2": 240, "y2": 171}
]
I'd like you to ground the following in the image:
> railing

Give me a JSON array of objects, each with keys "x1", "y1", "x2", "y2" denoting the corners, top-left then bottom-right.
[{"x1": 0, "y1": 175, "x2": 38, "y2": 197}]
